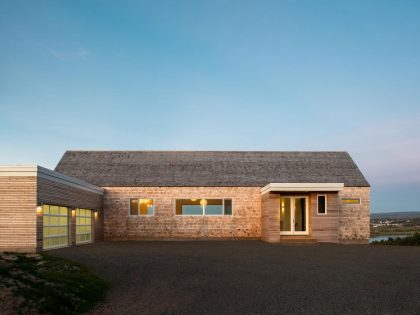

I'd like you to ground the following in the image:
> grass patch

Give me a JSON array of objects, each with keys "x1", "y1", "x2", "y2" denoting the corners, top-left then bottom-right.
[
  {"x1": 371, "y1": 232, "x2": 420, "y2": 246},
  {"x1": 0, "y1": 252, "x2": 108, "y2": 314}
]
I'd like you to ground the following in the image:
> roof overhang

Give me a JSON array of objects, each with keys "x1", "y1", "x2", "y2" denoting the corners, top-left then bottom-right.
[
  {"x1": 0, "y1": 165, "x2": 103, "y2": 195},
  {"x1": 261, "y1": 183, "x2": 344, "y2": 194}
]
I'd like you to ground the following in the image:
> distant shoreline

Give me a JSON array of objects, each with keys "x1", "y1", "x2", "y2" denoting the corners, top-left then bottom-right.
[
  {"x1": 370, "y1": 231, "x2": 416, "y2": 237},
  {"x1": 371, "y1": 211, "x2": 420, "y2": 219}
]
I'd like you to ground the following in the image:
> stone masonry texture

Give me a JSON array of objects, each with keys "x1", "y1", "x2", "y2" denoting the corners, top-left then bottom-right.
[
  {"x1": 103, "y1": 186, "x2": 370, "y2": 242},
  {"x1": 103, "y1": 187, "x2": 261, "y2": 240},
  {"x1": 338, "y1": 187, "x2": 370, "y2": 242}
]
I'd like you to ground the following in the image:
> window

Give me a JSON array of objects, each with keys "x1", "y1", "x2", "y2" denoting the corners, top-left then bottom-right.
[
  {"x1": 317, "y1": 195, "x2": 327, "y2": 214},
  {"x1": 175, "y1": 198, "x2": 233, "y2": 216},
  {"x1": 175, "y1": 199, "x2": 202, "y2": 215},
  {"x1": 43, "y1": 205, "x2": 69, "y2": 250},
  {"x1": 76, "y1": 209, "x2": 93, "y2": 244},
  {"x1": 224, "y1": 199, "x2": 232, "y2": 215},
  {"x1": 205, "y1": 199, "x2": 224, "y2": 215},
  {"x1": 129, "y1": 198, "x2": 154, "y2": 216}
]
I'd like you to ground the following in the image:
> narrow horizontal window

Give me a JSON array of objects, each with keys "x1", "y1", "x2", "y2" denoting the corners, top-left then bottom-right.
[
  {"x1": 129, "y1": 198, "x2": 154, "y2": 216},
  {"x1": 317, "y1": 195, "x2": 327, "y2": 214},
  {"x1": 175, "y1": 198, "x2": 233, "y2": 216}
]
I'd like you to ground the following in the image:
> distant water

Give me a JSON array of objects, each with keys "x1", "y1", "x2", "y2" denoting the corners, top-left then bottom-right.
[{"x1": 369, "y1": 234, "x2": 412, "y2": 243}]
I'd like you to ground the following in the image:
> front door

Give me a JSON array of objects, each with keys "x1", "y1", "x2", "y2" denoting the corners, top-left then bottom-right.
[{"x1": 280, "y1": 196, "x2": 308, "y2": 235}]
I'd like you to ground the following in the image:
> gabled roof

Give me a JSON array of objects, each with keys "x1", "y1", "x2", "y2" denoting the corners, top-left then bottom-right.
[{"x1": 55, "y1": 151, "x2": 370, "y2": 187}]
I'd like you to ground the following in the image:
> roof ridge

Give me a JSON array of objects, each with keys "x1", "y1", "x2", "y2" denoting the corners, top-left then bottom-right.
[{"x1": 63, "y1": 150, "x2": 349, "y2": 153}]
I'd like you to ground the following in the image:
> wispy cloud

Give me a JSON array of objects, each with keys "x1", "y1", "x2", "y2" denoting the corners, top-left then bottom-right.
[{"x1": 48, "y1": 47, "x2": 88, "y2": 61}]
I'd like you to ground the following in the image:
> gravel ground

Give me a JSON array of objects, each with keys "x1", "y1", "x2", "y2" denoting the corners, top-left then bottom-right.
[{"x1": 52, "y1": 241, "x2": 420, "y2": 315}]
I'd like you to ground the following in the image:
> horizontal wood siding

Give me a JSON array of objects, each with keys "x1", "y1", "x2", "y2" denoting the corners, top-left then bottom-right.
[
  {"x1": 0, "y1": 176, "x2": 37, "y2": 252},
  {"x1": 261, "y1": 192, "x2": 280, "y2": 242},
  {"x1": 37, "y1": 177, "x2": 103, "y2": 210},
  {"x1": 310, "y1": 192, "x2": 339, "y2": 243},
  {"x1": 37, "y1": 177, "x2": 104, "y2": 247}
]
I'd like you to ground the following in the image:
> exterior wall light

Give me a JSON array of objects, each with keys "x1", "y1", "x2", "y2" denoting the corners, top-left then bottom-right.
[
  {"x1": 71, "y1": 209, "x2": 76, "y2": 216},
  {"x1": 36, "y1": 205, "x2": 43, "y2": 213}
]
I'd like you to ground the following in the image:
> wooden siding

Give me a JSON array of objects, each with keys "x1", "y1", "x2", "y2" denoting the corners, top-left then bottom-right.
[
  {"x1": 261, "y1": 192, "x2": 340, "y2": 243},
  {"x1": 261, "y1": 192, "x2": 280, "y2": 242},
  {"x1": 37, "y1": 177, "x2": 103, "y2": 211},
  {"x1": 310, "y1": 192, "x2": 339, "y2": 243},
  {"x1": 0, "y1": 176, "x2": 37, "y2": 252},
  {"x1": 37, "y1": 177, "x2": 104, "y2": 249},
  {"x1": 0, "y1": 174, "x2": 104, "y2": 253}
]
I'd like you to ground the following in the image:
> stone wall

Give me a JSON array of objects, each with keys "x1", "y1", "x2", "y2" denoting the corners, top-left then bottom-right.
[
  {"x1": 338, "y1": 187, "x2": 370, "y2": 243},
  {"x1": 103, "y1": 187, "x2": 261, "y2": 240}
]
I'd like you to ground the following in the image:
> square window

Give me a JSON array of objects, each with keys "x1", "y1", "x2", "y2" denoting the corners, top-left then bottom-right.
[{"x1": 140, "y1": 199, "x2": 154, "y2": 215}]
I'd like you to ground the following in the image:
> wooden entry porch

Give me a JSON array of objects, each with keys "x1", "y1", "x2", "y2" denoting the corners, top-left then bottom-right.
[{"x1": 260, "y1": 183, "x2": 343, "y2": 243}]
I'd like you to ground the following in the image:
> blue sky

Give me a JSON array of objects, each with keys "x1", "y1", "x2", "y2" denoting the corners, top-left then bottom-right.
[{"x1": 1, "y1": 0, "x2": 420, "y2": 212}]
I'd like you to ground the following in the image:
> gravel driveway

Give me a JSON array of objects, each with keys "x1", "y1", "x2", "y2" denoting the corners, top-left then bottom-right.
[{"x1": 52, "y1": 241, "x2": 420, "y2": 314}]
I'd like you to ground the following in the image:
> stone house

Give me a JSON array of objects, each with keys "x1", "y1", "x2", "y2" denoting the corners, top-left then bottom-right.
[{"x1": 0, "y1": 151, "x2": 370, "y2": 252}]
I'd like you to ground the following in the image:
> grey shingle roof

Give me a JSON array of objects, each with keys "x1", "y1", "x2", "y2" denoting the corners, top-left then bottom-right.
[{"x1": 55, "y1": 151, "x2": 370, "y2": 187}]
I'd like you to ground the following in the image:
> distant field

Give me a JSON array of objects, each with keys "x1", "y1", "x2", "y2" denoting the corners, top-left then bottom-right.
[{"x1": 371, "y1": 212, "x2": 420, "y2": 236}]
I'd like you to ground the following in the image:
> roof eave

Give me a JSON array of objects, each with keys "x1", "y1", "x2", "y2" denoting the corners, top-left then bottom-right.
[{"x1": 261, "y1": 183, "x2": 345, "y2": 194}]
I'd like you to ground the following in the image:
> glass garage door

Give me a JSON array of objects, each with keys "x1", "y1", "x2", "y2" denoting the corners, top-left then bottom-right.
[
  {"x1": 43, "y1": 205, "x2": 69, "y2": 250},
  {"x1": 76, "y1": 209, "x2": 93, "y2": 244}
]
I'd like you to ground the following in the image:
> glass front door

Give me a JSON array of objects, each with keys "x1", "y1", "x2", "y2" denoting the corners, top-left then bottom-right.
[{"x1": 280, "y1": 197, "x2": 308, "y2": 235}]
